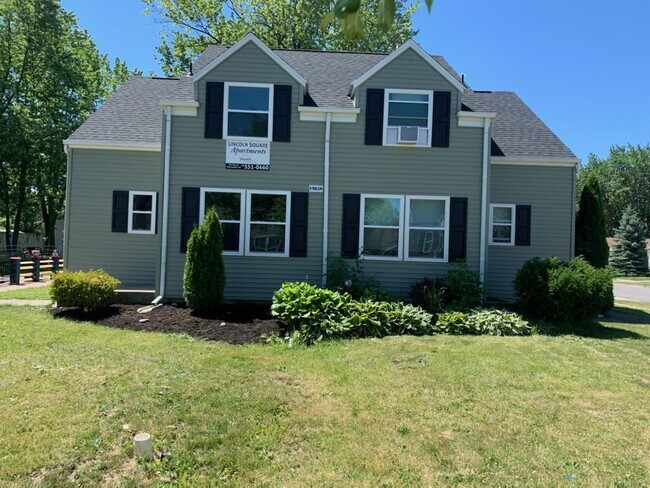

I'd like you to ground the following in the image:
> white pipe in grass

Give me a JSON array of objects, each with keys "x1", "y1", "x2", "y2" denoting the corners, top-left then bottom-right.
[{"x1": 134, "y1": 432, "x2": 153, "y2": 460}]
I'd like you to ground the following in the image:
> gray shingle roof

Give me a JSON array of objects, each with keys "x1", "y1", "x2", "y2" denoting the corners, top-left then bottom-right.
[
  {"x1": 67, "y1": 76, "x2": 193, "y2": 144},
  {"x1": 68, "y1": 45, "x2": 576, "y2": 160},
  {"x1": 462, "y1": 91, "x2": 577, "y2": 160}
]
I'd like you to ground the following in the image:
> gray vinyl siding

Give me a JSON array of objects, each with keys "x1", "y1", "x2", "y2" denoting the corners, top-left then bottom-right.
[
  {"x1": 328, "y1": 49, "x2": 484, "y2": 298},
  {"x1": 164, "y1": 41, "x2": 324, "y2": 301},
  {"x1": 65, "y1": 148, "x2": 162, "y2": 288},
  {"x1": 487, "y1": 165, "x2": 575, "y2": 301}
]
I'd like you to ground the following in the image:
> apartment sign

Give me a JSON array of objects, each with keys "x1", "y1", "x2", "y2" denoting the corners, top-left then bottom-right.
[{"x1": 225, "y1": 139, "x2": 270, "y2": 170}]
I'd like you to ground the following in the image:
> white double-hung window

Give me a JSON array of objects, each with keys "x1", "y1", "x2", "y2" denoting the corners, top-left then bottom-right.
[
  {"x1": 384, "y1": 89, "x2": 433, "y2": 146},
  {"x1": 128, "y1": 191, "x2": 156, "y2": 234},
  {"x1": 489, "y1": 204, "x2": 516, "y2": 246},
  {"x1": 224, "y1": 82, "x2": 273, "y2": 139},
  {"x1": 359, "y1": 194, "x2": 450, "y2": 261},
  {"x1": 199, "y1": 188, "x2": 290, "y2": 257},
  {"x1": 405, "y1": 196, "x2": 449, "y2": 261}
]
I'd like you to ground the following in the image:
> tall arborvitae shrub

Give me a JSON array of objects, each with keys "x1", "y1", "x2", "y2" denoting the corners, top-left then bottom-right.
[
  {"x1": 183, "y1": 208, "x2": 226, "y2": 314},
  {"x1": 575, "y1": 172, "x2": 609, "y2": 268},
  {"x1": 609, "y1": 207, "x2": 649, "y2": 276}
]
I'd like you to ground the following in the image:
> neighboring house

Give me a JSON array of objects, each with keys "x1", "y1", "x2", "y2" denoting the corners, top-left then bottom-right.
[{"x1": 63, "y1": 34, "x2": 578, "y2": 302}]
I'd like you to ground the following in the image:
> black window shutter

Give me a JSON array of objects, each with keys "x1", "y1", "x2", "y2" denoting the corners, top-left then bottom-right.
[
  {"x1": 341, "y1": 194, "x2": 361, "y2": 257},
  {"x1": 365, "y1": 88, "x2": 384, "y2": 145},
  {"x1": 205, "y1": 82, "x2": 224, "y2": 139},
  {"x1": 181, "y1": 187, "x2": 200, "y2": 253},
  {"x1": 515, "y1": 205, "x2": 532, "y2": 246},
  {"x1": 432, "y1": 91, "x2": 451, "y2": 148},
  {"x1": 155, "y1": 192, "x2": 159, "y2": 234},
  {"x1": 449, "y1": 197, "x2": 468, "y2": 262},
  {"x1": 289, "y1": 192, "x2": 308, "y2": 257},
  {"x1": 273, "y1": 85, "x2": 292, "y2": 142},
  {"x1": 112, "y1": 191, "x2": 129, "y2": 233}
]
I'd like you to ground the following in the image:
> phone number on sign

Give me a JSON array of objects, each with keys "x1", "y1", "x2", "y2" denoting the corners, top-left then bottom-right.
[{"x1": 226, "y1": 163, "x2": 270, "y2": 171}]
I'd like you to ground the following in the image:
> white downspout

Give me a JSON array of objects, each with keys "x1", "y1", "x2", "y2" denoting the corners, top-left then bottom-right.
[
  {"x1": 153, "y1": 106, "x2": 172, "y2": 304},
  {"x1": 479, "y1": 117, "x2": 491, "y2": 287},
  {"x1": 321, "y1": 113, "x2": 332, "y2": 286}
]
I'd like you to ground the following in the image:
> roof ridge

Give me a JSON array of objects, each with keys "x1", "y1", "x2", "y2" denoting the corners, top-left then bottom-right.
[{"x1": 205, "y1": 44, "x2": 447, "y2": 56}]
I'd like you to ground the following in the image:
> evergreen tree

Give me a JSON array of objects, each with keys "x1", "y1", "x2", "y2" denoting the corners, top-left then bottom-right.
[
  {"x1": 575, "y1": 172, "x2": 609, "y2": 268},
  {"x1": 609, "y1": 207, "x2": 649, "y2": 276},
  {"x1": 183, "y1": 209, "x2": 226, "y2": 314}
]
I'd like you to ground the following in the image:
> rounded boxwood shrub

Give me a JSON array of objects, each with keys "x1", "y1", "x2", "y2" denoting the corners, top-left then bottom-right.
[
  {"x1": 514, "y1": 256, "x2": 614, "y2": 325},
  {"x1": 50, "y1": 269, "x2": 120, "y2": 311}
]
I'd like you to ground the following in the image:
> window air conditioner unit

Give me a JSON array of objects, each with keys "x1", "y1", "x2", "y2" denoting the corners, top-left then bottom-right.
[{"x1": 397, "y1": 126, "x2": 419, "y2": 144}]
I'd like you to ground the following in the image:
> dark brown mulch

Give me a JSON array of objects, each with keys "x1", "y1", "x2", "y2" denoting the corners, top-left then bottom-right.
[{"x1": 51, "y1": 303, "x2": 282, "y2": 344}]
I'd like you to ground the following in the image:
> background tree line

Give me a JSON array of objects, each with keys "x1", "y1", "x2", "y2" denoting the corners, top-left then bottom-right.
[{"x1": 0, "y1": 0, "x2": 140, "y2": 250}]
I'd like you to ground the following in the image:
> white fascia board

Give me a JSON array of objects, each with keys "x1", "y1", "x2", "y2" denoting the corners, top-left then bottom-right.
[
  {"x1": 63, "y1": 139, "x2": 161, "y2": 152},
  {"x1": 191, "y1": 33, "x2": 308, "y2": 91},
  {"x1": 457, "y1": 111, "x2": 497, "y2": 128},
  {"x1": 349, "y1": 40, "x2": 466, "y2": 97},
  {"x1": 160, "y1": 100, "x2": 199, "y2": 116},
  {"x1": 298, "y1": 106, "x2": 360, "y2": 123},
  {"x1": 491, "y1": 156, "x2": 580, "y2": 167}
]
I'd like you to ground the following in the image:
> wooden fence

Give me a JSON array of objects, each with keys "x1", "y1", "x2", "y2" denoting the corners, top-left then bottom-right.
[{"x1": 9, "y1": 257, "x2": 64, "y2": 284}]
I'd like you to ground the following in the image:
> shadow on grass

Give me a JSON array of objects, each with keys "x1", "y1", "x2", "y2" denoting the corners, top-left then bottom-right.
[{"x1": 533, "y1": 309, "x2": 649, "y2": 340}]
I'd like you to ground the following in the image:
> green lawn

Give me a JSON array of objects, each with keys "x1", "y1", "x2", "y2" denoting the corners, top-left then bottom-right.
[
  {"x1": 615, "y1": 277, "x2": 650, "y2": 288},
  {"x1": 0, "y1": 285, "x2": 51, "y2": 300},
  {"x1": 0, "y1": 307, "x2": 648, "y2": 486}
]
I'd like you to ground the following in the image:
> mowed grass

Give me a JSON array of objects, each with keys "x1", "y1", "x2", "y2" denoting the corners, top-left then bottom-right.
[
  {"x1": 0, "y1": 307, "x2": 648, "y2": 486},
  {"x1": 615, "y1": 277, "x2": 650, "y2": 288},
  {"x1": 0, "y1": 285, "x2": 51, "y2": 300}
]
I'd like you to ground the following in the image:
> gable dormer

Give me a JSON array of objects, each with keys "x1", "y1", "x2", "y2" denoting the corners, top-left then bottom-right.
[
  {"x1": 349, "y1": 40, "x2": 465, "y2": 149},
  {"x1": 191, "y1": 34, "x2": 307, "y2": 143}
]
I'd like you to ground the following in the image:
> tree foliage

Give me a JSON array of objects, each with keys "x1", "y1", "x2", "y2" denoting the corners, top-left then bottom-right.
[
  {"x1": 575, "y1": 172, "x2": 609, "y2": 268},
  {"x1": 577, "y1": 145, "x2": 650, "y2": 237},
  {"x1": 0, "y1": 1, "x2": 140, "y2": 250},
  {"x1": 183, "y1": 209, "x2": 226, "y2": 315},
  {"x1": 609, "y1": 207, "x2": 649, "y2": 277},
  {"x1": 142, "y1": 0, "x2": 419, "y2": 76}
]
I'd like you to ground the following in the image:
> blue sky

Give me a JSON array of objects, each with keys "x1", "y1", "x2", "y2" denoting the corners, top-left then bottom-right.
[{"x1": 61, "y1": 0, "x2": 650, "y2": 164}]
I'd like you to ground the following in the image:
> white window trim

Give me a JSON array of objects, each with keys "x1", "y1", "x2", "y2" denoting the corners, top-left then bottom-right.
[
  {"x1": 223, "y1": 82, "x2": 274, "y2": 141},
  {"x1": 382, "y1": 88, "x2": 434, "y2": 147},
  {"x1": 359, "y1": 194, "x2": 405, "y2": 261},
  {"x1": 245, "y1": 190, "x2": 291, "y2": 258},
  {"x1": 404, "y1": 196, "x2": 450, "y2": 262},
  {"x1": 200, "y1": 188, "x2": 245, "y2": 256},
  {"x1": 489, "y1": 203, "x2": 516, "y2": 246},
  {"x1": 127, "y1": 191, "x2": 156, "y2": 235}
]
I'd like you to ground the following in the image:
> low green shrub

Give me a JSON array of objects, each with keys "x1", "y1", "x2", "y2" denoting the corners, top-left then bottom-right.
[
  {"x1": 441, "y1": 263, "x2": 483, "y2": 311},
  {"x1": 51, "y1": 269, "x2": 120, "y2": 311},
  {"x1": 514, "y1": 256, "x2": 614, "y2": 325},
  {"x1": 325, "y1": 256, "x2": 382, "y2": 299},
  {"x1": 272, "y1": 282, "x2": 433, "y2": 344},
  {"x1": 434, "y1": 309, "x2": 531, "y2": 336},
  {"x1": 410, "y1": 264, "x2": 483, "y2": 313}
]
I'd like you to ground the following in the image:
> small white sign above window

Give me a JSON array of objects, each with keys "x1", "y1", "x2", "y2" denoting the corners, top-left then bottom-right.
[
  {"x1": 309, "y1": 185, "x2": 324, "y2": 193},
  {"x1": 225, "y1": 139, "x2": 270, "y2": 171}
]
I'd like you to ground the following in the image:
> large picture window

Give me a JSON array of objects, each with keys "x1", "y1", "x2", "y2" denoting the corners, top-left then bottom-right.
[
  {"x1": 383, "y1": 89, "x2": 433, "y2": 146},
  {"x1": 489, "y1": 204, "x2": 516, "y2": 246},
  {"x1": 246, "y1": 191, "x2": 290, "y2": 257},
  {"x1": 405, "y1": 196, "x2": 449, "y2": 261},
  {"x1": 128, "y1": 191, "x2": 156, "y2": 234},
  {"x1": 200, "y1": 189, "x2": 245, "y2": 255},
  {"x1": 224, "y1": 82, "x2": 273, "y2": 139}
]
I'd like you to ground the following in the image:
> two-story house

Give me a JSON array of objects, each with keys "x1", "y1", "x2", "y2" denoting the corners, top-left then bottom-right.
[{"x1": 62, "y1": 34, "x2": 578, "y2": 302}]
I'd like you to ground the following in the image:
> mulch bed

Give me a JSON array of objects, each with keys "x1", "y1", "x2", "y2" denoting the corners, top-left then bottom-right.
[{"x1": 51, "y1": 303, "x2": 282, "y2": 344}]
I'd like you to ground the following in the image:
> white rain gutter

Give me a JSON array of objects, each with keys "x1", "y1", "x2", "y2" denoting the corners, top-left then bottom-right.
[
  {"x1": 153, "y1": 106, "x2": 172, "y2": 304},
  {"x1": 479, "y1": 117, "x2": 491, "y2": 286},
  {"x1": 321, "y1": 113, "x2": 332, "y2": 286}
]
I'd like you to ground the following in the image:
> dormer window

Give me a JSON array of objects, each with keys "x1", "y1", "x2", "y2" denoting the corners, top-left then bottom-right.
[
  {"x1": 224, "y1": 82, "x2": 273, "y2": 140},
  {"x1": 383, "y1": 89, "x2": 433, "y2": 146}
]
